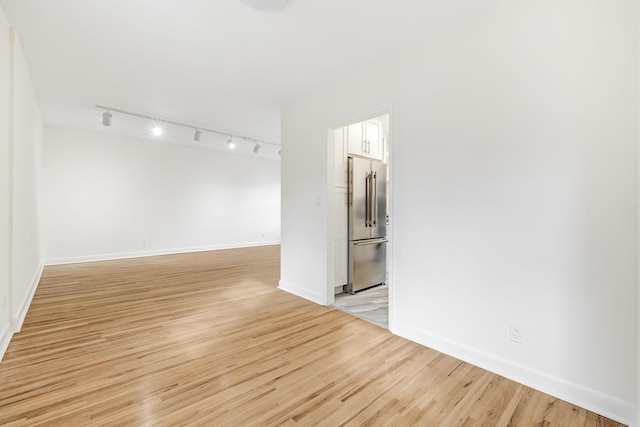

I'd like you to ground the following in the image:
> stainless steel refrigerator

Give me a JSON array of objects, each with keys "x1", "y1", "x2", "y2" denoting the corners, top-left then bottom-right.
[{"x1": 347, "y1": 156, "x2": 387, "y2": 293}]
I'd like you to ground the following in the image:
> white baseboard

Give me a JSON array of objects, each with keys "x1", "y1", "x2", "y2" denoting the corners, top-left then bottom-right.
[
  {"x1": 278, "y1": 280, "x2": 324, "y2": 305},
  {"x1": 12, "y1": 263, "x2": 44, "y2": 332},
  {"x1": 0, "y1": 262, "x2": 44, "y2": 362},
  {"x1": 43, "y1": 241, "x2": 281, "y2": 266},
  {"x1": 0, "y1": 322, "x2": 12, "y2": 363},
  {"x1": 393, "y1": 322, "x2": 636, "y2": 427}
]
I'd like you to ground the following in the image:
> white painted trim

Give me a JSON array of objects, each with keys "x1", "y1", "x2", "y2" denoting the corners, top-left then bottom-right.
[
  {"x1": 12, "y1": 263, "x2": 43, "y2": 332},
  {"x1": 326, "y1": 104, "x2": 394, "y2": 131},
  {"x1": 43, "y1": 241, "x2": 280, "y2": 266},
  {"x1": 278, "y1": 280, "x2": 324, "y2": 305},
  {"x1": 0, "y1": 322, "x2": 12, "y2": 363},
  {"x1": 324, "y1": 124, "x2": 336, "y2": 306},
  {"x1": 1, "y1": 263, "x2": 44, "y2": 362},
  {"x1": 393, "y1": 322, "x2": 636, "y2": 427},
  {"x1": 324, "y1": 104, "x2": 394, "y2": 309},
  {"x1": 7, "y1": 26, "x2": 15, "y2": 328},
  {"x1": 636, "y1": 1, "x2": 640, "y2": 423}
]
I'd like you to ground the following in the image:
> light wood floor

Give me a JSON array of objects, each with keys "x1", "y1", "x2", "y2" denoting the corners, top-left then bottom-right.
[{"x1": 0, "y1": 245, "x2": 625, "y2": 426}]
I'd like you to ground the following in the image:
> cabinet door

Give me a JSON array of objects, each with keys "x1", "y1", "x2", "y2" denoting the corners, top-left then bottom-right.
[
  {"x1": 346, "y1": 122, "x2": 366, "y2": 157},
  {"x1": 365, "y1": 119, "x2": 383, "y2": 161},
  {"x1": 334, "y1": 127, "x2": 347, "y2": 187}
]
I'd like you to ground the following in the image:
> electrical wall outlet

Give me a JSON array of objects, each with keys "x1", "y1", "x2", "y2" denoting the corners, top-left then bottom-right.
[{"x1": 510, "y1": 323, "x2": 524, "y2": 344}]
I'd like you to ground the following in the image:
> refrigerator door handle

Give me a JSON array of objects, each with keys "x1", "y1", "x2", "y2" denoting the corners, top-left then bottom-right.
[
  {"x1": 348, "y1": 160, "x2": 353, "y2": 206},
  {"x1": 372, "y1": 171, "x2": 377, "y2": 227},
  {"x1": 365, "y1": 172, "x2": 371, "y2": 227},
  {"x1": 369, "y1": 172, "x2": 376, "y2": 227}
]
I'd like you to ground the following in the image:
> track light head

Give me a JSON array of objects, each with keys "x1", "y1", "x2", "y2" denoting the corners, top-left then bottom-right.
[
  {"x1": 253, "y1": 142, "x2": 261, "y2": 153},
  {"x1": 227, "y1": 137, "x2": 236, "y2": 150},
  {"x1": 194, "y1": 129, "x2": 202, "y2": 142},
  {"x1": 152, "y1": 125, "x2": 162, "y2": 136},
  {"x1": 102, "y1": 111, "x2": 112, "y2": 126}
]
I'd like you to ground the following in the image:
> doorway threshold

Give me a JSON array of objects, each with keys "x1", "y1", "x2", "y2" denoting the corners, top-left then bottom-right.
[{"x1": 332, "y1": 284, "x2": 388, "y2": 329}]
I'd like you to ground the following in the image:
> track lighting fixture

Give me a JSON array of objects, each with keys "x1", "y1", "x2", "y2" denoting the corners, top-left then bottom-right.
[
  {"x1": 96, "y1": 105, "x2": 280, "y2": 155},
  {"x1": 102, "y1": 110, "x2": 112, "y2": 126}
]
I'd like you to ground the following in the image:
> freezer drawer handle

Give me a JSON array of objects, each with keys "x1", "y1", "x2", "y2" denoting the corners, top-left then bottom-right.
[{"x1": 353, "y1": 239, "x2": 388, "y2": 246}]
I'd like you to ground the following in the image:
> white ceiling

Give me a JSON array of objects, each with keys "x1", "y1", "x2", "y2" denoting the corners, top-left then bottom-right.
[{"x1": 0, "y1": 0, "x2": 497, "y2": 158}]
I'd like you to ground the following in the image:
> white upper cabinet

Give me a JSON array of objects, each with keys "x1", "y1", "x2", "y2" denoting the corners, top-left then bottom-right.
[
  {"x1": 346, "y1": 119, "x2": 384, "y2": 161},
  {"x1": 347, "y1": 122, "x2": 365, "y2": 157},
  {"x1": 365, "y1": 119, "x2": 383, "y2": 161}
]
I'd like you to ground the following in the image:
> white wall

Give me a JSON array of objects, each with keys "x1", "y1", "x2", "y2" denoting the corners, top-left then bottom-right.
[
  {"x1": 41, "y1": 126, "x2": 281, "y2": 263},
  {"x1": 0, "y1": 6, "x2": 11, "y2": 355},
  {"x1": 0, "y1": 5, "x2": 44, "y2": 359},
  {"x1": 11, "y1": 33, "x2": 43, "y2": 330},
  {"x1": 281, "y1": 0, "x2": 638, "y2": 425}
]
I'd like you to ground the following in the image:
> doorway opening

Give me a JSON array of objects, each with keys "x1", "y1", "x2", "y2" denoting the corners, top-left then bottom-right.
[{"x1": 325, "y1": 110, "x2": 391, "y2": 329}]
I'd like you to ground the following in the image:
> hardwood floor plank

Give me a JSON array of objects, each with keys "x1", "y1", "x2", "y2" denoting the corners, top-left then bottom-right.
[{"x1": 0, "y1": 246, "x2": 626, "y2": 426}]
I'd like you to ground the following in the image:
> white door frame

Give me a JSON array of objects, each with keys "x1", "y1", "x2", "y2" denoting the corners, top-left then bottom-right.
[{"x1": 324, "y1": 106, "x2": 393, "y2": 330}]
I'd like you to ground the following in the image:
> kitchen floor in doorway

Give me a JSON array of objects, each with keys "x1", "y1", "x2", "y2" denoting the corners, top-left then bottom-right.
[{"x1": 332, "y1": 284, "x2": 388, "y2": 329}]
